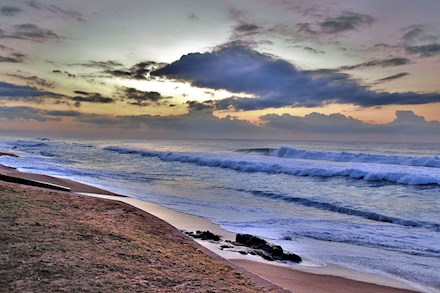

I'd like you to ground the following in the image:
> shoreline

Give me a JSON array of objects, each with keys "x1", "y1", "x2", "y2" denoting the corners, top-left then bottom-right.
[{"x1": 0, "y1": 161, "x2": 424, "y2": 292}]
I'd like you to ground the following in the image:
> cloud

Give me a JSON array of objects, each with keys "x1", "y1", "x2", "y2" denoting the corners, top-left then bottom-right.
[
  {"x1": 400, "y1": 25, "x2": 440, "y2": 57},
  {"x1": 107, "y1": 61, "x2": 166, "y2": 80},
  {"x1": 401, "y1": 25, "x2": 439, "y2": 43},
  {"x1": 44, "y1": 110, "x2": 82, "y2": 117},
  {"x1": 0, "y1": 81, "x2": 58, "y2": 101},
  {"x1": 26, "y1": 0, "x2": 84, "y2": 21},
  {"x1": 290, "y1": 45, "x2": 325, "y2": 54},
  {"x1": 0, "y1": 23, "x2": 61, "y2": 42},
  {"x1": 52, "y1": 69, "x2": 75, "y2": 78},
  {"x1": 0, "y1": 106, "x2": 55, "y2": 121},
  {"x1": 186, "y1": 100, "x2": 214, "y2": 112},
  {"x1": 319, "y1": 11, "x2": 375, "y2": 34},
  {"x1": 260, "y1": 110, "x2": 440, "y2": 139},
  {"x1": 405, "y1": 43, "x2": 440, "y2": 57},
  {"x1": 71, "y1": 91, "x2": 114, "y2": 104},
  {"x1": 2, "y1": 104, "x2": 438, "y2": 141},
  {"x1": 69, "y1": 60, "x2": 123, "y2": 70},
  {"x1": 339, "y1": 57, "x2": 411, "y2": 70},
  {"x1": 121, "y1": 87, "x2": 169, "y2": 106},
  {"x1": 6, "y1": 73, "x2": 55, "y2": 88},
  {"x1": 152, "y1": 44, "x2": 440, "y2": 110},
  {"x1": 0, "y1": 6, "x2": 22, "y2": 16},
  {"x1": 0, "y1": 53, "x2": 26, "y2": 63},
  {"x1": 376, "y1": 72, "x2": 409, "y2": 83},
  {"x1": 233, "y1": 23, "x2": 261, "y2": 38},
  {"x1": 402, "y1": 26, "x2": 424, "y2": 42},
  {"x1": 261, "y1": 112, "x2": 368, "y2": 133}
]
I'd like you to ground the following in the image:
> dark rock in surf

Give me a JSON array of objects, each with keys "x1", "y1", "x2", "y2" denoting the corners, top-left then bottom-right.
[
  {"x1": 235, "y1": 233, "x2": 301, "y2": 263},
  {"x1": 185, "y1": 230, "x2": 221, "y2": 241}
]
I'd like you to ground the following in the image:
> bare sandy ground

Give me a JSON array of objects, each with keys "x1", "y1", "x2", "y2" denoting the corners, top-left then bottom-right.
[{"x1": 0, "y1": 159, "x2": 422, "y2": 292}]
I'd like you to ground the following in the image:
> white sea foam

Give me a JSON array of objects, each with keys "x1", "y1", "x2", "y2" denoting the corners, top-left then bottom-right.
[
  {"x1": 104, "y1": 146, "x2": 440, "y2": 186},
  {"x1": 270, "y1": 146, "x2": 440, "y2": 168}
]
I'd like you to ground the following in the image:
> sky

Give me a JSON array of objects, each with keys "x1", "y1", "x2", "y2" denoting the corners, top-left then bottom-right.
[{"x1": 0, "y1": 0, "x2": 439, "y2": 141}]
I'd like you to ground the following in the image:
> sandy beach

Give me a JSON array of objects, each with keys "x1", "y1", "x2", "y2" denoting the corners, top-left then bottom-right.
[{"x1": 0, "y1": 159, "x2": 423, "y2": 292}]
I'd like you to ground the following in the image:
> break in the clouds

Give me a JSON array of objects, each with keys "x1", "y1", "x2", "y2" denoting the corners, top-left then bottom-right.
[
  {"x1": 0, "y1": 23, "x2": 61, "y2": 42},
  {"x1": 152, "y1": 44, "x2": 440, "y2": 110}
]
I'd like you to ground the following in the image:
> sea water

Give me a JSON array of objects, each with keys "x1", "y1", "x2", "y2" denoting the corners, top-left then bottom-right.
[{"x1": 1, "y1": 137, "x2": 439, "y2": 292}]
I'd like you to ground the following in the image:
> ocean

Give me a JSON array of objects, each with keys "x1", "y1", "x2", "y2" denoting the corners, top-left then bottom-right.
[{"x1": 1, "y1": 136, "x2": 439, "y2": 292}]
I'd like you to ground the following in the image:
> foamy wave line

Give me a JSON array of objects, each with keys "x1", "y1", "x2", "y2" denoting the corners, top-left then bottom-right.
[
  {"x1": 271, "y1": 146, "x2": 440, "y2": 168},
  {"x1": 234, "y1": 189, "x2": 440, "y2": 232},
  {"x1": 104, "y1": 146, "x2": 440, "y2": 186}
]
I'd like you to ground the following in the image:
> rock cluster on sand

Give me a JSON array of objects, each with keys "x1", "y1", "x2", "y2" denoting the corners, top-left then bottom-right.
[
  {"x1": 184, "y1": 230, "x2": 221, "y2": 241},
  {"x1": 185, "y1": 229, "x2": 302, "y2": 263},
  {"x1": 235, "y1": 234, "x2": 302, "y2": 263}
]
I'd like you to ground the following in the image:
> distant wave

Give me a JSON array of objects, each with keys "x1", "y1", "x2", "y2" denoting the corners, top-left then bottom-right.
[
  {"x1": 11, "y1": 140, "x2": 48, "y2": 148},
  {"x1": 234, "y1": 188, "x2": 440, "y2": 232},
  {"x1": 271, "y1": 146, "x2": 440, "y2": 168},
  {"x1": 234, "y1": 148, "x2": 275, "y2": 155},
  {"x1": 104, "y1": 146, "x2": 440, "y2": 186}
]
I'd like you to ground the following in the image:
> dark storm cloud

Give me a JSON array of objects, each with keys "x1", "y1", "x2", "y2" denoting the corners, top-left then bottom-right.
[
  {"x1": 376, "y1": 72, "x2": 409, "y2": 83},
  {"x1": 0, "y1": 81, "x2": 58, "y2": 101},
  {"x1": 121, "y1": 87, "x2": 169, "y2": 106},
  {"x1": 0, "y1": 6, "x2": 22, "y2": 16},
  {"x1": 339, "y1": 57, "x2": 411, "y2": 70},
  {"x1": 405, "y1": 43, "x2": 440, "y2": 57},
  {"x1": 319, "y1": 12, "x2": 375, "y2": 34},
  {"x1": 151, "y1": 44, "x2": 440, "y2": 110},
  {"x1": 107, "y1": 61, "x2": 167, "y2": 80},
  {"x1": 26, "y1": 0, "x2": 84, "y2": 21},
  {"x1": 71, "y1": 91, "x2": 114, "y2": 104},
  {"x1": 0, "y1": 23, "x2": 61, "y2": 42}
]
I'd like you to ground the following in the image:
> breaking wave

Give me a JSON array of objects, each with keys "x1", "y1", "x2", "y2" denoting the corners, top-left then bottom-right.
[
  {"x1": 232, "y1": 188, "x2": 440, "y2": 232},
  {"x1": 271, "y1": 146, "x2": 440, "y2": 168},
  {"x1": 104, "y1": 146, "x2": 440, "y2": 186}
]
